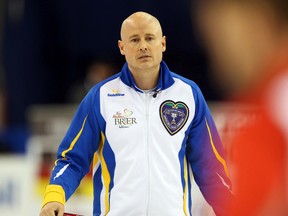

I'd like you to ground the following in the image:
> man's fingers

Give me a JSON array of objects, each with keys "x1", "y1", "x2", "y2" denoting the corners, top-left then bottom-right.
[
  {"x1": 40, "y1": 202, "x2": 64, "y2": 216},
  {"x1": 56, "y1": 208, "x2": 64, "y2": 216}
]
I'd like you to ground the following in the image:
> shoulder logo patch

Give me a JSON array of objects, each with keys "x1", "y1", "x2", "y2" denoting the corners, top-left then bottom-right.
[
  {"x1": 107, "y1": 89, "x2": 125, "y2": 97},
  {"x1": 160, "y1": 100, "x2": 189, "y2": 135}
]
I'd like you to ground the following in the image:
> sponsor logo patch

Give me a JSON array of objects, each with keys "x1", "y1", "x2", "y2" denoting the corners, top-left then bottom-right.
[
  {"x1": 160, "y1": 100, "x2": 189, "y2": 135},
  {"x1": 112, "y1": 109, "x2": 137, "y2": 128},
  {"x1": 107, "y1": 89, "x2": 125, "y2": 97}
]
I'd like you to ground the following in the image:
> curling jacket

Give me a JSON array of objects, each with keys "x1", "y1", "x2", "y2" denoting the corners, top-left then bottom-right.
[{"x1": 43, "y1": 61, "x2": 233, "y2": 216}]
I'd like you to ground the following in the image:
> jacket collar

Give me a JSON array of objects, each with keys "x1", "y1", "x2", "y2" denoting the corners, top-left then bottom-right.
[{"x1": 119, "y1": 60, "x2": 175, "y2": 92}]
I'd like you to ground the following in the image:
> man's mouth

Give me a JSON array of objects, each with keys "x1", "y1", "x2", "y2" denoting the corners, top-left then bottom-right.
[{"x1": 138, "y1": 55, "x2": 151, "y2": 59}]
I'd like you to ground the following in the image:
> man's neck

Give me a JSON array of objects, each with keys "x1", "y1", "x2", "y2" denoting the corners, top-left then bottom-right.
[{"x1": 130, "y1": 66, "x2": 160, "y2": 90}]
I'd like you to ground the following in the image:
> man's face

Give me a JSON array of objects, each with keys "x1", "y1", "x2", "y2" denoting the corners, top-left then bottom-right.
[{"x1": 118, "y1": 17, "x2": 166, "y2": 73}]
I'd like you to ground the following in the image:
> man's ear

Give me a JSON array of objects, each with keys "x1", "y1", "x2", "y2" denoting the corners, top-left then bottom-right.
[
  {"x1": 118, "y1": 40, "x2": 125, "y2": 55},
  {"x1": 162, "y1": 36, "x2": 166, "y2": 52}
]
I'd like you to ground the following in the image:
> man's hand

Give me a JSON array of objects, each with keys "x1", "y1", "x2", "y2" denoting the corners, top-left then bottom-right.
[{"x1": 40, "y1": 202, "x2": 64, "y2": 216}]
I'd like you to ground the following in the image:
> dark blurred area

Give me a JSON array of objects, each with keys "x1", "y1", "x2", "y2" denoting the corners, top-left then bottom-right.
[{"x1": 0, "y1": 0, "x2": 215, "y2": 153}]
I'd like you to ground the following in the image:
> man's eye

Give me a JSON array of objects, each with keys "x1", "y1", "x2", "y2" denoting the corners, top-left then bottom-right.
[
  {"x1": 131, "y1": 38, "x2": 139, "y2": 42},
  {"x1": 147, "y1": 37, "x2": 154, "y2": 41}
]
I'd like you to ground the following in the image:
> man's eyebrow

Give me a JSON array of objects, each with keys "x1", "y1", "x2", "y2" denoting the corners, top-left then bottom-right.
[
  {"x1": 145, "y1": 33, "x2": 155, "y2": 37},
  {"x1": 129, "y1": 33, "x2": 156, "y2": 39},
  {"x1": 129, "y1": 34, "x2": 139, "y2": 39}
]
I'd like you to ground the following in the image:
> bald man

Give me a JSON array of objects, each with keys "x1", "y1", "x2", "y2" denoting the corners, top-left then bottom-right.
[{"x1": 40, "y1": 12, "x2": 233, "y2": 216}]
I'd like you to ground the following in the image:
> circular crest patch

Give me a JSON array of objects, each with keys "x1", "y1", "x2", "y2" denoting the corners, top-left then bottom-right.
[{"x1": 159, "y1": 100, "x2": 189, "y2": 135}]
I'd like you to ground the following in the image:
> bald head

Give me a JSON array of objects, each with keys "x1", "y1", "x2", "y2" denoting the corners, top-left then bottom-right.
[
  {"x1": 120, "y1": 12, "x2": 163, "y2": 40},
  {"x1": 117, "y1": 11, "x2": 166, "y2": 89}
]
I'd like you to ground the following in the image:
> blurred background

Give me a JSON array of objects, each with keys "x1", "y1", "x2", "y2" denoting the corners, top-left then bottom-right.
[{"x1": 0, "y1": 0, "x2": 287, "y2": 215}]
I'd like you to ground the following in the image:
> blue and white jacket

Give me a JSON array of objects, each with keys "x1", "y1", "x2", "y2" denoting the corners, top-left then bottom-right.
[{"x1": 43, "y1": 61, "x2": 233, "y2": 216}]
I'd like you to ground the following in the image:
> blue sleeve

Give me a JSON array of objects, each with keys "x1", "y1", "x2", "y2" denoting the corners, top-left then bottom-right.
[
  {"x1": 49, "y1": 88, "x2": 102, "y2": 200},
  {"x1": 186, "y1": 84, "x2": 233, "y2": 216}
]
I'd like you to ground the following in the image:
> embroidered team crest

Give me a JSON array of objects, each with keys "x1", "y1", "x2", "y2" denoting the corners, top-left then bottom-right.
[{"x1": 160, "y1": 100, "x2": 189, "y2": 135}]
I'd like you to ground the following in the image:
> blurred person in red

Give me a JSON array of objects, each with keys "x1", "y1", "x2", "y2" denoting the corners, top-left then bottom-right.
[{"x1": 195, "y1": 0, "x2": 288, "y2": 215}]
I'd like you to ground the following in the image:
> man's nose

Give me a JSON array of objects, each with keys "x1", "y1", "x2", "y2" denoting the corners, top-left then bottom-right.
[{"x1": 139, "y1": 41, "x2": 148, "y2": 51}]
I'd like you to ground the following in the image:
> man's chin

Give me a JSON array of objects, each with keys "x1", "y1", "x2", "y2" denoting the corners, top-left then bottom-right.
[{"x1": 137, "y1": 61, "x2": 154, "y2": 69}]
